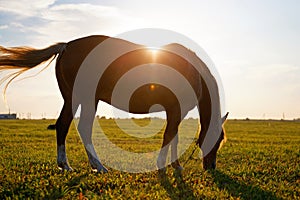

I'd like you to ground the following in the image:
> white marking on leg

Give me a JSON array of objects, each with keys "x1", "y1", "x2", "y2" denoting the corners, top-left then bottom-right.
[
  {"x1": 57, "y1": 144, "x2": 72, "y2": 170},
  {"x1": 157, "y1": 144, "x2": 170, "y2": 170},
  {"x1": 85, "y1": 143, "x2": 108, "y2": 172},
  {"x1": 57, "y1": 145, "x2": 67, "y2": 164},
  {"x1": 171, "y1": 133, "x2": 178, "y2": 163},
  {"x1": 85, "y1": 143, "x2": 100, "y2": 162},
  {"x1": 171, "y1": 133, "x2": 183, "y2": 170}
]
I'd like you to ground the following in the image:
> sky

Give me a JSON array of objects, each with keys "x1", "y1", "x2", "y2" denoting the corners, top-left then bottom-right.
[{"x1": 0, "y1": 0, "x2": 299, "y2": 119}]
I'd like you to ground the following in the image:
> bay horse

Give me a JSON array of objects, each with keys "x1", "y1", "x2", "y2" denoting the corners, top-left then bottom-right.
[{"x1": 0, "y1": 35, "x2": 228, "y2": 173}]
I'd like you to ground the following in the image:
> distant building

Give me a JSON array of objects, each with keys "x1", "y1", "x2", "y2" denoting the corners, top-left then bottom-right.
[{"x1": 0, "y1": 113, "x2": 17, "y2": 119}]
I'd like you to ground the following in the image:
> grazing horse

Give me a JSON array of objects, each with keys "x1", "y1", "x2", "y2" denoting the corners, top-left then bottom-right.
[{"x1": 0, "y1": 35, "x2": 228, "y2": 173}]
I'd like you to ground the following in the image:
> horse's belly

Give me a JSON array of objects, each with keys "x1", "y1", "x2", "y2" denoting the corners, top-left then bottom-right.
[{"x1": 104, "y1": 83, "x2": 197, "y2": 114}]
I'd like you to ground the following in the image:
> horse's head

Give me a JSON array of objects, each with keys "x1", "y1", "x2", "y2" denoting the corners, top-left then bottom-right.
[{"x1": 203, "y1": 112, "x2": 228, "y2": 170}]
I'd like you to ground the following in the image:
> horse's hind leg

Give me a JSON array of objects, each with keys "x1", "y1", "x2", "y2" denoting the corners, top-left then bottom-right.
[
  {"x1": 78, "y1": 102, "x2": 108, "y2": 173},
  {"x1": 56, "y1": 101, "x2": 75, "y2": 171}
]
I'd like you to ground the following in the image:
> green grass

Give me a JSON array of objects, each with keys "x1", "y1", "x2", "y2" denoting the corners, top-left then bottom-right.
[{"x1": 0, "y1": 119, "x2": 299, "y2": 199}]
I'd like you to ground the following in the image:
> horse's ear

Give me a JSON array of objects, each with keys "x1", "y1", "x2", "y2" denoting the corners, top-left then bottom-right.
[{"x1": 222, "y1": 112, "x2": 229, "y2": 123}]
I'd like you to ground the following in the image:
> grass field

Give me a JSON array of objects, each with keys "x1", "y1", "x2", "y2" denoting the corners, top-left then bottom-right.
[{"x1": 0, "y1": 119, "x2": 299, "y2": 199}]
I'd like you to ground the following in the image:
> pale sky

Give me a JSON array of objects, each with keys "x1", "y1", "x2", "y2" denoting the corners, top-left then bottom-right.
[{"x1": 0, "y1": 0, "x2": 299, "y2": 119}]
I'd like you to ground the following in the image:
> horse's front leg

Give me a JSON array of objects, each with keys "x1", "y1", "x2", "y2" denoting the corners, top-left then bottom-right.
[
  {"x1": 157, "y1": 112, "x2": 183, "y2": 174},
  {"x1": 170, "y1": 133, "x2": 183, "y2": 171},
  {"x1": 78, "y1": 103, "x2": 108, "y2": 173}
]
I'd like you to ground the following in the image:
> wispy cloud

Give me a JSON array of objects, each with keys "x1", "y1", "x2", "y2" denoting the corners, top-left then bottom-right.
[
  {"x1": 34, "y1": 3, "x2": 135, "y2": 41},
  {"x1": 42, "y1": 3, "x2": 120, "y2": 21},
  {"x1": 0, "y1": 1, "x2": 141, "y2": 46},
  {"x1": 0, "y1": 0, "x2": 55, "y2": 17},
  {"x1": 0, "y1": 25, "x2": 8, "y2": 30}
]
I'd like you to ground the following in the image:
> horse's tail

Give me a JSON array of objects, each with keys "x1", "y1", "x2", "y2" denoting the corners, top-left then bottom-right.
[{"x1": 0, "y1": 42, "x2": 67, "y2": 93}]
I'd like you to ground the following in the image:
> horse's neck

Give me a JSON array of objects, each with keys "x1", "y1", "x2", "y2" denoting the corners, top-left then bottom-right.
[
  {"x1": 163, "y1": 44, "x2": 222, "y2": 156},
  {"x1": 163, "y1": 44, "x2": 222, "y2": 126}
]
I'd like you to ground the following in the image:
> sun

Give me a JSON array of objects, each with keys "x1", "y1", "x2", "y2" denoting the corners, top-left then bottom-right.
[
  {"x1": 147, "y1": 46, "x2": 160, "y2": 53},
  {"x1": 146, "y1": 46, "x2": 161, "y2": 60}
]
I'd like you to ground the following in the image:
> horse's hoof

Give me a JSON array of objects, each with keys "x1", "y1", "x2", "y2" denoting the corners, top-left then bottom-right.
[
  {"x1": 173, "y1": 166, "x2": 183, "y2": 178},
  {"x1": 158, "y1": 167, "x2": 167, "y2": 178},
  {"x1": 58, "y1": 163, "x2": 73, "y2": 171},
  {"x1": 92, "y1": 165, "x2": 108, "y2": 173},
  {"x1": 174, "y1": 165, "x2": 184, "y2": 172}
]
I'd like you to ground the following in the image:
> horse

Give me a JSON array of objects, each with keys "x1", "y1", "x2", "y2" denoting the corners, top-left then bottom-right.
[{"x1": 0, "y1": 35, "x2": 228, "y2": 173}]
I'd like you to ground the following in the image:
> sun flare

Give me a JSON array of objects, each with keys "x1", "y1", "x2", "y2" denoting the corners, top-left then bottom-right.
[
  {"x1": 150, "y1": 84, "x2": 156, "y2": 91},
  {"x1": 146, "y1": 46, "x2": 161, "y2": 60}
]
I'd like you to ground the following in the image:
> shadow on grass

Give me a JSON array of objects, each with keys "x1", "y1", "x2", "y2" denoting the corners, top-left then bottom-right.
[
  {"x1": 0, "y1": 172, "x2": 89, "y2": 200},
  {"x1": 44, "y1": 172, "x2": 89, "y2": 199},
  {"x1": 210, "y1": 169, "x2": 281, "y2": 200},
  {"x1": 159, "y1": 171, "x2": 197, "y2": 200}
]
